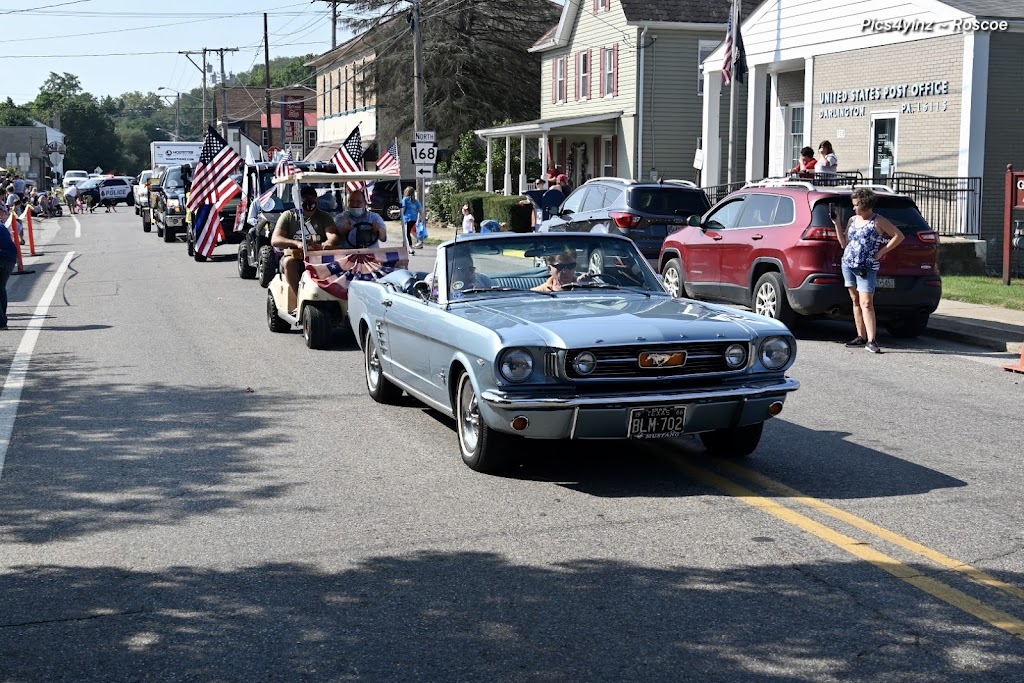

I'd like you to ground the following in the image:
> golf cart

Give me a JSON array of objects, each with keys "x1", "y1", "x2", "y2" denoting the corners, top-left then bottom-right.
[{"x1": 265, "y1": 171, "x2": 410, "y2": 349}]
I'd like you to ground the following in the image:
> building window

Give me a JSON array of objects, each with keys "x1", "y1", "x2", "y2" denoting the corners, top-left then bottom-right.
[
  {"x1": 343, "y1": 66, "x2": 349, "y2": 111},
  {"x1": 578, "y1": 51, "x2": 590, "y2": 100},
  {"x1": 596, "y1": 0, "x2": 610, "y2": 12},
  {"x1": 697, "y1": 40, "x2": 717, "y2": 96},
  {"x1": 787, "y1": 105, "x2": 805, "y2": 171},
  {"x1": 602, "y1": 46, "x2": 616, "y2": 97},
  {"x1": 602, "y1": 137, "x2": 614, "y2": 176},
  {"x1": 307, "y1": 129, "x2": 317, "y2": 149},
  {"x1": 262, "y1": 129, "x2": 270, "y2": 148},
  {"x1": 359, "y1": 61, "x2": 367, "y2": 108},
  {"x1": 555, "y1": 56, "x2": 567, "y2": 103}
]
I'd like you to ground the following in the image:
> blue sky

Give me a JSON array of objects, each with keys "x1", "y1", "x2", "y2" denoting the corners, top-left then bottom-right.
[{"x1": 3, "y1": 0, "x2": 348, "y2": 104}]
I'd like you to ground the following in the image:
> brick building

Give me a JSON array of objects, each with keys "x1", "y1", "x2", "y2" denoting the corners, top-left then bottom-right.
[{"x1": 217, "y1": 85, "x2": 317, "y2": 157}]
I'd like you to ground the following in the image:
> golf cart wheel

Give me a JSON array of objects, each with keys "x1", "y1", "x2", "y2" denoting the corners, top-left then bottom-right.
[
  {"x1": 700, "y1": 422, "x2": 765, "y2": 458},
  {"x1": 237, "y1": 245, "x2": 257, "y2": 279},
  {"x1": 302, "y1": 304, "x2": 333, "y2": 349},
  {"x1": 257, "y1": 246, "x2": 275, "y2": 288},
  {"x1": 186, "y1": 228, "x2": 195, "y2": 257},
  {"x1": 156, "y1": 221, "x2": 163, "y2": 237},
  {"x1": 267, "y1": 289, "x2": 289, "y2": 333},
  {"x1": 364, "y1": 328, "x2": 402, "y2": 404},
  {"x1": 455, "y1": 372, "x2": 512, "y2": 474},
  {"x1": 163, "y1": 224, "x2": 175, "y2": 243}
]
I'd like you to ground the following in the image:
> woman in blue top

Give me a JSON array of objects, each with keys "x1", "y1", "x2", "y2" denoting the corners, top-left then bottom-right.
[
  {"x1": 401, "y1": 187, "x2": 423, "y2": 251},
  {"x1": 833, "y1": 187, "x2": 904, "y2": 354}
]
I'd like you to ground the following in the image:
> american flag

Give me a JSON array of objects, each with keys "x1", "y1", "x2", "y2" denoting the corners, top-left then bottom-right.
[
  {"x1": 333, "y1": 126, "x2": 366, "y2": 192},
  {"x1": 721, "y1": 1, "x2": 747, "y2": 87},
  {"x1": 194, "y1": 175, "x2": 241, "y2": 257},
  {"x1": 275, "y1": 148, "x2": 297, "y2": 179},
  {"x1": 375, "y1": 138, "x2": 400, "y2": 176},
  {"x1": 186, "y1": 127, "x2": 242, "y2": 213},
  {"x1": 304, "y1": 249, "x2": 408, "y2": 301}
]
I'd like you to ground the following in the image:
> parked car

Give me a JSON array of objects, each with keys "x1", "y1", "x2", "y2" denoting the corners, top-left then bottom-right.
[
  {"x1": 368, "y1": 178, "x2": 417, "y2": 221},
  {"x1": 62, "y1": 170, "x2": 89, "y2": 189},
  {"x1": 658, "y1": 179, "x2": 942, "y2": 337},
  {"x1": 538, "y1": 178, "x2": 711, "y2": 269},
  {"x1": 346, "y1": 232, "x2": 799, "y2": 474},
  {"x1": 134, "y1": 170, "x2": 153, "y2": 215},
  {"x1": 74, "y1": 176, "x2": 134, "y2": 208}
]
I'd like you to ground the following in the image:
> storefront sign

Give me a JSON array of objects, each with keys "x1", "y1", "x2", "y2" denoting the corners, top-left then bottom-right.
[{"x1": 818, "y1": 80, "x2": 950, "y2": 118}]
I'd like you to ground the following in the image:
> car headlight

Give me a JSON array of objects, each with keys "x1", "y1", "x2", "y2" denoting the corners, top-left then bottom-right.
[
  {"x1": 759, "y1": 336, "x2": 792, "y2": 370},
  {"x1": 167, "y1": 198, "x2": 181, "y2": 209},
  {"x1": 724, "y1": 343, "x2": 747, "y2": 369},
  {"x1": 499, "y1": 348, "x2": 534, "y2": 383},
  {"x1": 572, "y1": 351, "x2": 597, "y2": 375}
]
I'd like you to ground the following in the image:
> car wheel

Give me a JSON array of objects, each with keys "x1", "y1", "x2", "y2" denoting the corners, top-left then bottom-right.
[
  {"x1": 257, "y1": 246, "x2": 275, "y2": 288},
  {"x1": 886, "y1": 312, "x2": 930, "y2": 338},
  {"x1": 385, "y1": 204, "x2": 401, "y2": 221},
  {"x1": 142, "y1": 214, "x2": 151, "y2": 233},
  {"x1": 237, "y1": 245, "x2": 257, "y2": 279},
  {"x1": 455, "y1": 372, "x2": 511, "y2": 474},
  {"x1": 662, "y1": 258, "x2": 685, "y2": 298},
  {"x1": 186, "y1": 228, "x2": 195, "y2": 257},
  {"x1": 752, "y1": 272, "x2": 796, "y2": 326},
  {"x1": 302, "y1": 304, "x2": 333, "y2": 349},
  {"x1": 267, "y1": 289, "x2": 289, "y2": 333},
  {"x1": 364, "y1": 327, "x2": 402, "y2": 404},
  {"x1": 156, "y1": 221, "x2": 164, "y2": 238},
  {"x1": 589, "y1": 248, "x2": 604, "y2": 275},
  {"x1": 700, "y1": 422, "x2": 764, "y2": 458},
  {"x1": 163, "y1": 225, "x2": 175, "y2": 243}
]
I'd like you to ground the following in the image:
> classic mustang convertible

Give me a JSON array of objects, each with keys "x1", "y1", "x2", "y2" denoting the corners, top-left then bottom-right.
[{"x1": 346, "y1": 233, "x2": 799, "y2": 473}]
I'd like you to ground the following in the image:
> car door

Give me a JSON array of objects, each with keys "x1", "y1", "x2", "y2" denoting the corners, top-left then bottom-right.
[
  {"x1": 573, "y1": 184, "x2": 607, "y2": 233},
  {"x1": 685, "y1": 197, "x2": 745, "y2": 299},
  {"x1": 381, "y1": 288, "x2": 440, "y2": 398},
  {"x1": 717, "y1": 194, "x2": 780, "y2": 303},
  {"x1": 543, "y1": 186, "x2": 588, "y2": 232}
]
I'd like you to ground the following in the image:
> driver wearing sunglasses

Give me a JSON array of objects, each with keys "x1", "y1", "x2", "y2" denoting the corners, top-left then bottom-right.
[
  {"x1": 271, "y1": 184, "x2": 336, "y2": 299},
  {"x1": 533, "y1": 248, "x2": 584, "y2": 292}
]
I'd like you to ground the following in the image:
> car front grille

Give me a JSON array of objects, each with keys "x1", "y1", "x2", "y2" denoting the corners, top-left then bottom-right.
[{"x1": 564, "y1": 342, "x2": 746, "y2": 379}]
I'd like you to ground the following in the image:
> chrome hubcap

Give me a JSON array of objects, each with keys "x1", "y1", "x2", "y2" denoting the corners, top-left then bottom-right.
[
  {"x1": 366, "y1": 339, "x2": 381, "y2": 390},
  {"x1": 664, "y1": 267, "x2": 681, "y2": 297},
  {"x1": 589, "y1": 251, "x2": 602, "y2": 274},
  {"x1": 755, "y1": 284, "x2": 777, "y2": 317},
  {"x1": 459, "y1": 383, "x2": 481, "y2": 453}
]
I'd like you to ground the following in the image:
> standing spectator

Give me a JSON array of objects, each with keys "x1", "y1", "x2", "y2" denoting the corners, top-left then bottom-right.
[
  {"x1": 0, "y1": 212, "x2": 18, "y2": 329},
  {"x1": 789, "y1": 147, "x2": 818, "y2": 177},
  {"x1": 401, "y1": 186, "x2": 423, "y2": 251},
  {"x1": 65, "y1": 183, "x2": 79, "y2": 214},
  {"x1": 818, "y1": 141, "x2": 838, "y2": 175},
  {"x1": 553, "y1": 173, "x2": 572, "y2": 196},
  {"x1": 5, "y1": 185, "x2": 23, "y2": 244},
  {"x1": 12, "y1": 175, "x2": 26, "y2": 199},
  {"x1": 461, "y1": 204, "x2": 477, "y2": 234},
  {"x1": 833, "y1": 188, "x2": 904, "y2": 354}
]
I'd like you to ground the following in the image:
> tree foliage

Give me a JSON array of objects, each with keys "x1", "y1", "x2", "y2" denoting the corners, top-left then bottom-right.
[
  {"x1": 0, "y1": 98, "x2": 35, "y2": 127},
  {"x1": 237, "y1": 54, "x2": 317, "y2": 89},
  {"x1": 341, "y1": 0, "x2": 560, "y2": 149}
]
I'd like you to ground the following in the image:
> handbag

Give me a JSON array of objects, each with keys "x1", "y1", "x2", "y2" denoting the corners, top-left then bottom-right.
[{"x1": 416, "y1": 220, "x2": 429, "y2": 240}]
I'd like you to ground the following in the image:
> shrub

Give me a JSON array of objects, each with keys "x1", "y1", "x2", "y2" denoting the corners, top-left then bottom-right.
[
  {"x1": 450, "y1": 190, "x2": 491, "y2": 227},
  {"x1": 481, "y1": 194, "x2": 533, "y2": 232},
  {"x1": 426, "y1": 180, "x2": 457, "y2": 224}
]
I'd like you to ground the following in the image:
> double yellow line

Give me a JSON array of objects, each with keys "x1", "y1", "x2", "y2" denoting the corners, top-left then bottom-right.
[{"x1": 659, "y1": 449, "x2": 1024, "y2": 641}]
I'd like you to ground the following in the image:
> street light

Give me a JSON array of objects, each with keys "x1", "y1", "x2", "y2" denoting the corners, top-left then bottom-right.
[
  {"x1": 158, "y1": 87, "x2": 181, "y2": 140},
  {"x1": 155, "y1": 127, "x2": 183, "y2": 142}
]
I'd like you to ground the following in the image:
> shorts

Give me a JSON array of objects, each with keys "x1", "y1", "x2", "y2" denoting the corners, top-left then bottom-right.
[{"x1": 842, "y1": 263, "x2": 877, "y2": 293}]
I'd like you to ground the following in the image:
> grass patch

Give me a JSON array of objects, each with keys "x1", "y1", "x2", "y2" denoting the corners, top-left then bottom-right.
[{"x1": 941, "y1": 276, "x2": 1024, "y2": 311}]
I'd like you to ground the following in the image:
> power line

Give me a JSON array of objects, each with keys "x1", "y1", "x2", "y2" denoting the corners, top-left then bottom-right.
[{"x1": 0, "y1": 0, "x2": 94, "y2": 15}]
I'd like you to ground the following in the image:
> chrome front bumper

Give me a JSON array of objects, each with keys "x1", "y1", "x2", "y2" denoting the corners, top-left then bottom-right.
[{"x1": 478, "y1": 377, "x2": 800, "y2": 439}]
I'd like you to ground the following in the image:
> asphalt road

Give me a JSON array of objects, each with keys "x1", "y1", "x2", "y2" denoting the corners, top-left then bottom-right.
[{"x1": 2, "y1": 209, "x2": 1024, "y2": 682}]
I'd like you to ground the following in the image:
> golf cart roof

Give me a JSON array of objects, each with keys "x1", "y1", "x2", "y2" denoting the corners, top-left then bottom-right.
[{"x1": 272, "y1": 171, "x2": 398, "y2": 186}]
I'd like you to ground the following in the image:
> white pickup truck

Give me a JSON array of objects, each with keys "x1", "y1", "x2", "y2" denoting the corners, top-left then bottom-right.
[{"x1": 134, "y1": 169, "x2": 153, "y2": 215}]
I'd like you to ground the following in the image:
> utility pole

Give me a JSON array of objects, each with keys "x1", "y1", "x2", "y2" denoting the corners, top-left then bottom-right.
[
  {"x1": 174, "y1": 93, "x2": 180, "y2": 140},
  {"x1": 202, "y1": 50, "x2": 209, "y2": 129},
  {"x1": 264, "y1": 13, "x2": 273, "y2": 152},
  {"x1": 178, "y1": 49, "x2": 208, "y2": 128},
  {"x1": 413, "y1": 0, "x2": 425, "y2": 207},
  {"x1": 213, "y1": 48, "x2": 239, "y2": 139}
]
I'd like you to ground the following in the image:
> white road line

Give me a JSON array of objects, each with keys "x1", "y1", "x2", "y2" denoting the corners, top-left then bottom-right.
[
  {"x1": 73, "y1": 215, "x2": 81, "y2": 238},
  {"x1": 0, "y1": 251, "x2": 76, "y2": 481}
]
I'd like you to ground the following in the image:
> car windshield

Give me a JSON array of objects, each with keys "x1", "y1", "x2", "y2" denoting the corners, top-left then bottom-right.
[
  {"x1": 66, "y1": 171, "x2": 88, "y2": 179},
  {"x1": 77, "y1": 179, "x2": 99, "y2": 189},
  {"x1": 630, "y1": 188, "x2": 710, "y2": 217},
  {"x1": 256, "y1": 172, "x2": 344, "y2": 213},
  {"x1": 813, "y1": 196, "x2": 933, "y2": 235},
  {"x1": 445, "y1": 235, "x2": 662, "y2": 300}
]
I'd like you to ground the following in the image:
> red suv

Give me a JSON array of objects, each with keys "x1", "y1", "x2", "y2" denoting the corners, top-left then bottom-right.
[{"x1": 658, "y1": 180, "x2": 942, "y2": 337}]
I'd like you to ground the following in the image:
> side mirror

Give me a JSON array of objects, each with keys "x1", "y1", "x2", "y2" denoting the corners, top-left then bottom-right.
[
  {"x1": 558, "y1": 208, "x2": 573, "y2": 218},
  {"x1": 686, "y1": 214, "x2": 703, "y2": 228}
]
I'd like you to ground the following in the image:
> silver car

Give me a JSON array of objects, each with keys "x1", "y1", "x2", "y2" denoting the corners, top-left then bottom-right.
[{"x1": 346, "y1": 233, "x2": 799, "y2": 474}]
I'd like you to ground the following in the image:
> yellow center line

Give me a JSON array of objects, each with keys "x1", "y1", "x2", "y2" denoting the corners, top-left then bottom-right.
[
  {"x1": 669, "y1": 458, "x2": 1024, "y2": 641},
  {"x1": 712, "y1": 459, "x2": 1024, "y2": 603}
]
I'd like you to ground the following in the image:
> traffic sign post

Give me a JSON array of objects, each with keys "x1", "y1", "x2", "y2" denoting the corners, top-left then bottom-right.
[
  {"x1": 414, "y1": 131, "x2": 435, "y2": 143},
  {"x1": 411, "y1": 131, "x2": 438, "y2": 182},
  {"x1": 415, "y1": 165, "x2": 435, "y2": 179}
]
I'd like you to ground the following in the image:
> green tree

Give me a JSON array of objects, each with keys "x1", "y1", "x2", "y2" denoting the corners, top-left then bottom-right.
[
  {"x1": 31, "y1": 72, "x2": 120, "y2": 172},
  {"x1": 237, "y1": 54, "x2": 316, "y2": 89},
  {"x1": 0, "y1": 98, "x2": 34, "y2": 126},
  {"x1": 115, "y1": 125, "x2": 153, "y2": 176}
]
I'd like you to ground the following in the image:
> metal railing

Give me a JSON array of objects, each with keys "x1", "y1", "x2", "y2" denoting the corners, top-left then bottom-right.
[{"x1": 700, "y1": 180, "x2": 749, "y2": 206}]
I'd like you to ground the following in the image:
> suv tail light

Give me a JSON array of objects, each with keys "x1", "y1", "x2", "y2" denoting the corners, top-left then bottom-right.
[
  {"x1": 801, "y1": 226, "x2": 838, "y2": 241},
  {"x1": 916, "y1": 230, "x2": 938, "y2": 244},
  {"x1": 610, "y1": 211, "x2": 641, "y2": 229}
]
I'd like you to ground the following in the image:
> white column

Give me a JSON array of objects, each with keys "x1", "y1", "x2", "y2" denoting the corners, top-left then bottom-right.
[
  {"x1": 745, "y1": 64, "x2": 768, "y2": 182},
  {"x1": 767, "y1": 72, "x2": 787, "y2": 178},
  {"x1": 958, "y1": 32, "x2": 989, "y2": 178},
  {"x1": 519, "y1": 134, "x2": 528, "y2": 193},
  {"x1": 540, "y1": 132, "x2": 549, "y2": 183},
  {"x1": 701, "y1": 69, "x2": 721, "y2": 186},
  {"x1": 803, "y1": 58, "x2": 814, "y2": 155},
  {"x1": 504, "y1": 135, "x2": 512, "y2": 195},
  {"x1": 485, "y1": 137, "x2": 493, "y2": 192}
]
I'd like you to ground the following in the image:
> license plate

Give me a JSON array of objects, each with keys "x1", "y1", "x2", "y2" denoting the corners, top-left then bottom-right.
[
  {"x1": 878, "y1": 277, "x2": 895, "y2": 289},
  {"x1": 627, "y1": 405, "x2": 687, "y2": 439}
]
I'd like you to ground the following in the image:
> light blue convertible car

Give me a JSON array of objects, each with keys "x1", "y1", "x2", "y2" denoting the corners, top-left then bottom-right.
[{"x1": 347, "y1": 233, "x2": 799, "y2": 473}]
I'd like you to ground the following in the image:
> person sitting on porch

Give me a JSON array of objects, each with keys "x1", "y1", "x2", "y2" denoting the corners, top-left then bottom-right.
[{"x1": 790, "y1": 147, "x2": 817, "y2": 177}]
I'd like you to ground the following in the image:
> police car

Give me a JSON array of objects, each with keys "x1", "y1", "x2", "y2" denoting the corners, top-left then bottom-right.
[{"x1": 75, "y1": 177, "x2": 135, "y2": 207}]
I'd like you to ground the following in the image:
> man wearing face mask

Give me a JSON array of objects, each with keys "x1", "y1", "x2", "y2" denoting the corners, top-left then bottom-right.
[
  {"x1": 271, "y1": 185, "x2": 335, "y2": 301},
  {"x1": 328, "y1": 190, "x2": 388, "y2": 249}
]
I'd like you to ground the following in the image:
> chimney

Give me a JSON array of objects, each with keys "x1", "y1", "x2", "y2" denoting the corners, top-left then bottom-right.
[{"x1": 52, "y1": 113, "x2": 61, "y2": 130}]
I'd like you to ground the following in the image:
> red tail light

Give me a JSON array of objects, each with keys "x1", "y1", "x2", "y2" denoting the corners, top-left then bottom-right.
[
  {"x1": 801, "y1": 226, "x2": 838, "y2": 241},
  {"x1": 917, "y1": 230, "x2": 938, "y2": 243},
  {"x1": 610, "y1": 211, "x2": 640, "y2": 229}
]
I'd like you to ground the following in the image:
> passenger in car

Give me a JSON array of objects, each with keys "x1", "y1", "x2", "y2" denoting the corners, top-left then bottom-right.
[{"x1": 447, "y1": 251, "x2": 493, "y2": 298}]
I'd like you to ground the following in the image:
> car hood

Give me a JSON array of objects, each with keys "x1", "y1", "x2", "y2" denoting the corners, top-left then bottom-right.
[{"x1": 449, "y1": 294, "x2": 788, "y2": 348}]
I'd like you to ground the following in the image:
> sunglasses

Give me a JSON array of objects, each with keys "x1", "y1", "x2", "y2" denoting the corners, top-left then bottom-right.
[
  {"x1": 301, "y1": 200, "x2": 317, "y2": 210},
  {"x1": 551, "y1": 261, "x2": 576, "y2": 272}
]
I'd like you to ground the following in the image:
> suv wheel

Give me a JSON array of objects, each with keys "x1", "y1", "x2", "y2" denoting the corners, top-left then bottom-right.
[
  {"x1": 753, "y1": 272, "x2": 796, "y2": 326},
  {"x1": 385, "y1": 204, "x2": 401, "y2": 221},
  {"x1": 588, "y1": 248, "x2": 604, "y2": 275},
  {"x1": 662, "y1": 258, "x2": 685, "y2": 298},
  {"x1": 886, "y1": 312, "x2": 930, "y2": 338}
]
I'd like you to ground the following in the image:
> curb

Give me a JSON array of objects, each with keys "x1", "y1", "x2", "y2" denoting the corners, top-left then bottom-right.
[{"x1": 925, "y1": 317, "x2": 1024, "y2": 354}]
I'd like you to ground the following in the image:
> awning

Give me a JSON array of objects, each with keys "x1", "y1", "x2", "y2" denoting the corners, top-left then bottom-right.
[
  {"x1": 304, "y1": 142, "x2": 342, "y2": 163},
  {"x1": 476, "y1": 111, "x2": 623, "y2": 139},
  {"x1": 261, "y1": 112, "x2": 318, "y2": 128}
]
